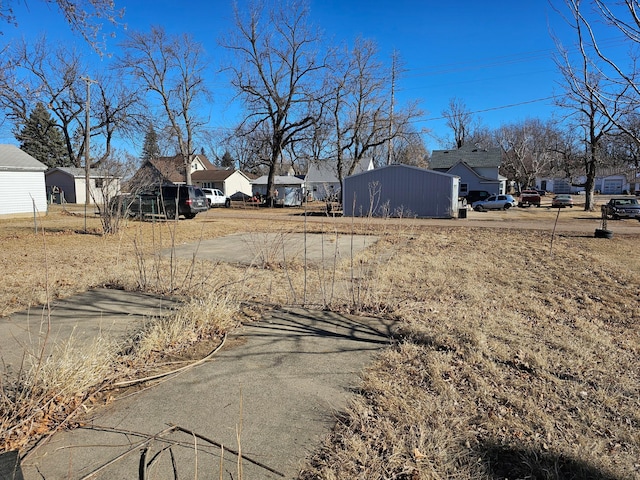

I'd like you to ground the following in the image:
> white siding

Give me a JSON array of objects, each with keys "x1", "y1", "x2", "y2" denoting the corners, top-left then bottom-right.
[
  {"x1": 224, "y1": 172, "x2": 252, "y2": 197},
  {"x1": 0, "y1": 170, "x2": 47, "y2": 216}
]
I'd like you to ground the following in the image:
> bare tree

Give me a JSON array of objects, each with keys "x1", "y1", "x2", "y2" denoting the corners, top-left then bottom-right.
[
  {"x1": 565, "y1": 0, "x2": 640, "y2": 176},
  {"x1": 393, "y1": 129, "x2": 428, "y2": 168},
  {"x1": 324, "y1": 38, "x2": 421, "y2": 190},
  {"x1": 1, "y1": 0, "x2": 124, "y2": 53},
  {"x1": 222, "y1": 1, "x2": 323, "y2": 204},
  {"x1": 117, "y1": 27, "x2": 211, "y2": 185},
  {"x1": 224, "y1": 122, "x2": 273, "y2": 175},
  {"x1": 442, "y1": 97, "x2": 474, "y2": 149},
  {"x1": 0, "y1": 36, "x2": 139, "y2": 167},
  {"x1": 553, "y1": 0, "x2": 629, "y2": 210},
  {"x1": 497, "y1": 118, "x2": 562, "y2": 189}
]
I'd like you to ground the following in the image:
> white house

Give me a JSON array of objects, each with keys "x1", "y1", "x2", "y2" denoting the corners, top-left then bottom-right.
[
  {"x1": 305, "y1": 157, "x2": 374, "y2": 200},
  {"x1": 343, "y1": 164, "x2": 460, "y2": 218},
  {"x1": 192, "y1": 168, "x2": 252, "y2": 198},
  {"x1": 45, "y1": 167, "x2": 121, "y2": 204},
  {"x1": 0, "y1": 144, "x2": 47, "y2": 217}
]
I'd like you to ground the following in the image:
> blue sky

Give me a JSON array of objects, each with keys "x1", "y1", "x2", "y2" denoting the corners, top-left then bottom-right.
[{"x1": 0, "y1": 0, "x2": 630, "y2": 154}]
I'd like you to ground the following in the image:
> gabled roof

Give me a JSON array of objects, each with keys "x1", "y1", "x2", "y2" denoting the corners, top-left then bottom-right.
[
  {"x1": 146, "y1": 158, "x2": 187, "y2": 184},
  {"x1": 0, "y1": 144, "x2": 47, "y2": 171},
  {"x1": 445, "y1": 161, "x2": 499, "y2": 183},
  {"x1": 142, "y1": 154, "x2": 216, "y2": 184},
  {"x1": 156, "y1": 153, "x2": 216, "y2": 170},
  {"x1": 429, "y1": 144, "x2": 502, "y2": 169},
  {"x1": 306, "y1": 157, "x2": 373, "y2": 183},
  {"x1": 192, "y1": 169, "x2": 246, "y2": 182}
]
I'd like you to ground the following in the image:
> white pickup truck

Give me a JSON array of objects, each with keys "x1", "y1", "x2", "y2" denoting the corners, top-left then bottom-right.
[{"x1": 201, "y1": 188, "x2": 231, "y2": 208}]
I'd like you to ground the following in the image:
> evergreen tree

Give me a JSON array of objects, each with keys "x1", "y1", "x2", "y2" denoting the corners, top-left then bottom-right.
[
  {"x1": 141, "y1": 124, "x2": 161, "y2": 160},
  {"x1": 221, "y1": 150, "x2": 236, "y2": 169},
  {"x1": 16, "y1": 102, "x2": 70, "y2": 168}
]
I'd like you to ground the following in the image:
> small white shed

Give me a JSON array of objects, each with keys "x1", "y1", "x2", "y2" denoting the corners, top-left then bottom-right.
[
  {"x1": 343, "y1": 164, "x2": 459, "y2": 218},
  {"x1": 0, "y1": 144, "x2": 48, "y2": 218},
  {"x1": 45, "y1": 167, "x2": 121, "y2": 204}
]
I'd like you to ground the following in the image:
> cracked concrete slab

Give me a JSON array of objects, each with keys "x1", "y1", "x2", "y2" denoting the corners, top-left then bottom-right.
[
  {"x1": 20, "y1": 306, "x2": 396, "y2": 479},
  {"x1": 164, "y1": 232, "x2": 379, "y2": 266}
]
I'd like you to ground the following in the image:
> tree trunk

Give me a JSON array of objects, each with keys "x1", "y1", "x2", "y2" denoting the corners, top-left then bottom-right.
[{"x1": 584, "y1": 158, "x2": 597, "y2": 211}]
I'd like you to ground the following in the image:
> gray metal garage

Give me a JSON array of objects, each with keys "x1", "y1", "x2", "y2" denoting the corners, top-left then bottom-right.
[{"x1": 343, "y1": 164, "x2": 459, "y2": 218}]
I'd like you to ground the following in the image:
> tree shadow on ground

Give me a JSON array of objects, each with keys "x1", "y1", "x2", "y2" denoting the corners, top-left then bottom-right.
[
  {"x1": 557, "y1": 233, "x2": 597, "y2": 238},
  {"x1": 476, "y1": 439, "x2": 623, "y2": 480}
]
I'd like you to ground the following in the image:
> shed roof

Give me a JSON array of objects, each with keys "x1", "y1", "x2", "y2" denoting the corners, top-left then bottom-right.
[
  {"x1": 429, "y1": 144, "x2": 502, "y2": 169},
  {"x1": 46, "y1": 167, "x2": 119, "y2": 178},
  {"x1": 0, "y1": 144, "x2": 47, "y2": 171},
  {"x1": 252, "y1": 175, "x2": 305, "y2": 186},
  {"x1": 347, "y1": 163, "x2": 458, "y2": 180}
]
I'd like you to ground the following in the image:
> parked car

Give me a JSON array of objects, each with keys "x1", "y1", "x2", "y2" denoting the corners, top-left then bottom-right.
[
  {"x1": 551, "y1": 194, "x2": 574, "y2": 208},
  {"x1": 463, "y1": 190, "x2": 491, "y2": 206},
  {"x1": 201, "y1": 188, "x2": 231, "y2": 208},
  {"x1": 472, "y1": 194, "x2": 516, "y2": 211},
  {"x1": 114, "y1": 185, "x2": 208, "y2": 219},
  {"x1": 602, "y1": 197, "x2": 640, "y2": 220},
  {"x1": 518, "y1": 189, "x2": 541, "y2": 208}
]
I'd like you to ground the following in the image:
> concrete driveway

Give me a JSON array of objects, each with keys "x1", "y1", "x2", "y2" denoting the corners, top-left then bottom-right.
[
  {"x1": 19, "y1": 306, "x2": 396, "y2": 479},
  {"x1": 164, "y1": 232, "x2": 379, "y2": 266}
]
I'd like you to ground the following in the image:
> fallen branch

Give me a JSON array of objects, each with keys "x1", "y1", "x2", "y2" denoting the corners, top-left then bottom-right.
[
  {"x1": 170, "y1": 424, "x2": 285, "y2": 478},
  {"x1": 79, "y1": 425, "x2": 177, "y2": 480},
  {"x1": 113, "y1": 333, "x2": 227, "y2": 388}
]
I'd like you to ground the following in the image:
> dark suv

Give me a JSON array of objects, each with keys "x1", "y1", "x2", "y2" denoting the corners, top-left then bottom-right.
[
  {"x1": 116, "y1": 185, "x2": 208, "y2": 219},
  {"x1": 462, "y1": 190, "x2": 491, "y2": 206}
]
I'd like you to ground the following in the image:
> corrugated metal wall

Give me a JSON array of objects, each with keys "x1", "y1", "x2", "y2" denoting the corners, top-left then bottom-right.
[
  {"x1": 0, "y1": 171, "x2": 47, "y2": 216},
  {"x1": 343, "y1": 165, "x2": 458, "y2": 218}
]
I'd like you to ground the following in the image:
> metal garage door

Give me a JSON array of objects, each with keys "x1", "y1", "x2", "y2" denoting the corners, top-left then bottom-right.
[
  {"x1": 603, "y1": 179, "x2": 623, "y2": 194},
  {"x1": 554, "y1": 180, "x2": 571, "y2": 194}
]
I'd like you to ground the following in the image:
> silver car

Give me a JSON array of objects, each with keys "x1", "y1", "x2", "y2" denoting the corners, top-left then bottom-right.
[{"x1": 472, "y1": 194, "x2": 516, "y2": 211}]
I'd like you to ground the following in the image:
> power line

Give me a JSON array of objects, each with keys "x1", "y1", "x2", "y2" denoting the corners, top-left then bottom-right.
[
  {"x1": 420, "y1": 95, "x2": 559, "y2": 123},
  {"x1": 402, "y1": 36, "x2": 628, "y2": 79}
]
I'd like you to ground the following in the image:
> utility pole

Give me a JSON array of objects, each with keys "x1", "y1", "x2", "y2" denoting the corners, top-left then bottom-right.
[
  {"x1": 387, "y1": 51, "x2": 397, "y2": 166},
  {"x1": 81, "y1": 76, "x2": 96, "y2": 232}
]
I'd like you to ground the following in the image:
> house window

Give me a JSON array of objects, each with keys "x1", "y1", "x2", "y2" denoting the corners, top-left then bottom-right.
[
  {"x1": 95, "y1": 178, "x2": 104, "y2": 188},
  {"x1": 460, "y1": 183, "x2": 468, "y2": 194}
]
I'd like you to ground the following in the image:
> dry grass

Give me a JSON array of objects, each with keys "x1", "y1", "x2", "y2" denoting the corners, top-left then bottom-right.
[
  {"x1": 299, "y1": 228, "x2": 640, "y2": 479},
  {"x1": 1, "y1": 205, "x2": 639, "y2": 479}
]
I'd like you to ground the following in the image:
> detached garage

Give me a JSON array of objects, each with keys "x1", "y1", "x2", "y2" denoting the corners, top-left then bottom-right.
[
  {"x1": 0, "y1": 144, "x2": 47, "y2": 218},
  {"x1": 343, "y1": 164, "x2": 459, "y2": 218}
]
